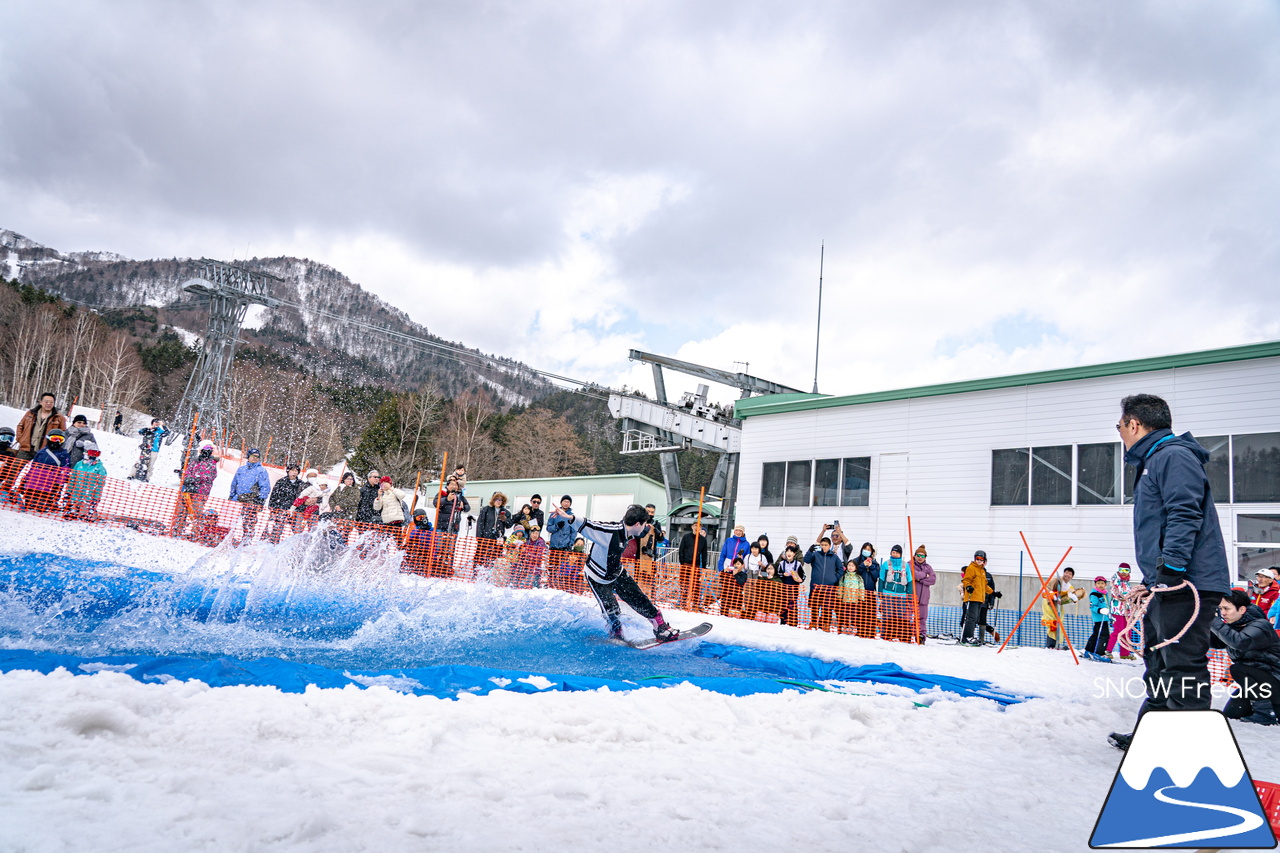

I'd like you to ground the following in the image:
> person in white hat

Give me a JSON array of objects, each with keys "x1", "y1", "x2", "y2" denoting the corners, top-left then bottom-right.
[{"x1": 1251, "y1": 567, "x2": 1278, "y2": 615}]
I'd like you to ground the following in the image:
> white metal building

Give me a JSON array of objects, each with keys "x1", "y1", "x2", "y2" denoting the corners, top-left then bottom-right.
[{"x1": 733, "y1": 341, "x2": 1280, "y2": 605}]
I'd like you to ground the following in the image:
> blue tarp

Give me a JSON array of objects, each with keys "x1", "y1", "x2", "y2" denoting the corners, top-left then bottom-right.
[
  {"x1": 692, "y1": 643, "x2": 1028, "y2": 706},
  {"x1": 0, "y1": 645, "x2": 1028, "y2": 704}
]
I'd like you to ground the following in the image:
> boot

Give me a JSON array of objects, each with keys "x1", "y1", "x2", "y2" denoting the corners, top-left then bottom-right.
[
  {"x1": 1242, "y1": 700, "x2": 1278, "y2": 726},
  {"x1": 1108, "y1": 731, "x2": 1133, "y2": 751},
  {"x1": 650, "y1": 614, "x2": 678, "y2": 642}
]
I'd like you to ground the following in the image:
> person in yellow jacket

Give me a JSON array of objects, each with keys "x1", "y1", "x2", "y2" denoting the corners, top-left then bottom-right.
[
  {"x1": 958, "y1": 550, "x2": 991, "y2": 646},
  {"x1": 1041, "y1": 567, "x2": 1079, "y2": 649}
]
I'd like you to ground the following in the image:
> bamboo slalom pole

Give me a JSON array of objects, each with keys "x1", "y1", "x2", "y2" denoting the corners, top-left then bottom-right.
[
  {"x1": 425, "y1": 453, "x2": 449, "y2": 575},
  {"x1": 689, "y1": 487, "x2": 705, "y2": 610}
]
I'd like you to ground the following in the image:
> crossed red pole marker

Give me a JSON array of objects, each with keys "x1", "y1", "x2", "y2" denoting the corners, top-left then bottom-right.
[{"x1": 997, "y1": 532, "x2": 1078, "y2": 665}]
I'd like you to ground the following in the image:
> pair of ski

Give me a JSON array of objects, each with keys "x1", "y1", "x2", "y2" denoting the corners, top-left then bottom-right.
[{"x1": 613, "y1": 621, "x2": 712, "y2": 650}]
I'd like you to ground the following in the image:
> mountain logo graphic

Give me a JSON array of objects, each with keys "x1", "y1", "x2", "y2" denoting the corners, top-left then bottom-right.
[{"x1": 1090, "y1": 710, "x2": 1276, "y2": 848}]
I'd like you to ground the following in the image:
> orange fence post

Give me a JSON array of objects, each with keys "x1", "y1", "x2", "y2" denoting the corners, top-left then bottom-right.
[
  {"x1": 426, "y1": 453, "x2": 448, "y2": 574},
  {"x1": 263, "y1": 435, "x2": 273, "y2": 465},
  {"x1": 908, "y1": 516, "x2": 922, "y2": 644}
]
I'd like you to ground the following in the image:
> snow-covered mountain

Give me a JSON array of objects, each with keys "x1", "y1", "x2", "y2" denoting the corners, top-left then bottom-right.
[{"x1": 2, "y1": 229, "x2": 545, "y2": 402}]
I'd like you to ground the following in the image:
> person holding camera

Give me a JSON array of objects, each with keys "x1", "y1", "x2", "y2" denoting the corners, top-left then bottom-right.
[
  {"x1": 959, "y1": 550, "x2": 991, "y2": 646},
  {"x1": 805, "y1": 527, "x2": 845, "y2": 633}
]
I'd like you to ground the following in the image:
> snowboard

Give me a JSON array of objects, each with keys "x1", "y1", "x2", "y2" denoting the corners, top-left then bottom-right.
[{"x1": 622, "y1": 621, "x2": 712, "y2": 650}]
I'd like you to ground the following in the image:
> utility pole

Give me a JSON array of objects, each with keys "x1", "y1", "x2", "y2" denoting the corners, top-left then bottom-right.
[{"x1": 813, "y1": 242, "x2": 824, "y2": 394}]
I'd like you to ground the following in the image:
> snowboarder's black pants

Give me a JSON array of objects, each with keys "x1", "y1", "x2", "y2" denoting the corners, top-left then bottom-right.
[
  {"x1": 588, "y1": 572, "x2": 660, "y2": 631},
  {"x1": 1086, "y1": 621, "x2": 1110, "y2": 655},
  {"x1": 1139, "y1": 587, "x2": 1224, "y2": 715},
  {"x1": 959, "y1": 601, "x2": 984, "y2": 643},
  {"x1": 1223, "y1": 663, "x2": 1280, "y2": 717}
]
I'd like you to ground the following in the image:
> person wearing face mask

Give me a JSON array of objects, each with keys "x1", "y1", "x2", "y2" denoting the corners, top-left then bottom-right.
[
  {"x1": 879, "y1": 545, "x2": 916, "y2": 642},
  {"x1": 850, "y1": 543, "x2": 880, "y2": 638},
  {"x1": 567, "y1": 504, "x2": 680, "y2": 642},
  {"x1": 912, "y1": 546, "x2": 936, "y2": 644}
]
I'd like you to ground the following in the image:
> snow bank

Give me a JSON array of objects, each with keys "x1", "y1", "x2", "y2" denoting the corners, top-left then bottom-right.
[{"x1": 1, "y1": 509, "x2": 1278, "y2": 852}]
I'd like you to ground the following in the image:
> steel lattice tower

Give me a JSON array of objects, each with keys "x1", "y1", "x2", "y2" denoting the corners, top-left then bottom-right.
[{"x1": 170, "y1": 259, "x2": 281, "y2": 443}]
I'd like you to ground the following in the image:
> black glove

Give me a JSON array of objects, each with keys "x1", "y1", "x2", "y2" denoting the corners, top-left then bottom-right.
[
  {"x1": 964, "y1": 585, "x2": 975, "y2": 594},
  {"x1": 1155, "y1": 565, "x2": 1185, "y2": 587}
]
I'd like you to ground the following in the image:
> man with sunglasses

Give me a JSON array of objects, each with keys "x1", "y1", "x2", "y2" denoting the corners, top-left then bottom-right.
[
  {"x1": 512, "y1": 495, "x2": 545, "y2": 531},
  {"x1": 959, "y1": 550, "x2": 991, "y2": 646},
  {"x1": 1108, "y1": 393, "x2": 1229, "y2": 752}
]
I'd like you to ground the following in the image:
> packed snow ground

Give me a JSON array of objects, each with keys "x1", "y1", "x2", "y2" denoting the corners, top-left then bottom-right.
[{"x1": 0, "y1": 514, "x2": 1275, "y2": 852}]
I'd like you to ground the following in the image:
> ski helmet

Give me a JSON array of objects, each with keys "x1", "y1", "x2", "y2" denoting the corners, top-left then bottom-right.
[
  {"x1": 0, "y1": 426, "x2": 14, "y2": 443},
  {"x1": 198, "y1": 441, "x2": 215, "y2": 455},
  {"x1": 83, "y1": 442, "x2": 100, "y2": 457},
  {"x1": 46, "y1": 428, "x2": 66, "y2": 443}
]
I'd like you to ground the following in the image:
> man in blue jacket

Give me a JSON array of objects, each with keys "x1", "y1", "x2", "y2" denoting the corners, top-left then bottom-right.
[
  {"x1": 1109, "y1": 394, "x2": 1230, "y2": 751},
  {"x1": 228, "y1": 448, "x2": 271, "y2": 541},
  {"x1": 804, "y1": 531, "x2": 845, "y2": 632}
]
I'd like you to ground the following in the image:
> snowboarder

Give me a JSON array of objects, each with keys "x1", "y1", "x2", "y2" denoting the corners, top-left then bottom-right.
[
  {"x1": 568, "y1": 503, "x2": 679, "y2": 642},
  {"x1": 131, "y1": 418, "x2": 167, "y2": 481}
]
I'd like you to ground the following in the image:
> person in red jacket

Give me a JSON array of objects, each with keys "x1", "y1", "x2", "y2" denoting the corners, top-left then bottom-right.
[{"x1": 1252, "y1": 568, "x2": 1279, "y2": 615}]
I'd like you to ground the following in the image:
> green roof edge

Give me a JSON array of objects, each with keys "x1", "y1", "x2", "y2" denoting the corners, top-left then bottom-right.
[
  {"x1": 454, "y1": 472, "x2": 666, "y2": 489},
  {"x1": 734, "y1": 339, "x2": 1280, "y2": 419}
]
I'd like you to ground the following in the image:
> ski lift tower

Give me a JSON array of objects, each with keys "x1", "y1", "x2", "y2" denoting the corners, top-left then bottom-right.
[
  {"x1": 610, "y1": 349, "x2": 802, "y2": 539},
  {"x1": 169, "y1": 259, "x2": 281, "y2": 444}
]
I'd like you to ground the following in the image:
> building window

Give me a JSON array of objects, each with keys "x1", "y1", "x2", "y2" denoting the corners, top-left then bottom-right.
[
  {"x1": 1198, "y1": 435, "x2": 1230, "y2": 503},
  {"x1": 784, "y1": 460, "x2": 812, "y2": 507},
  {"x1": 760, "y1": 462, "x2": 785, "y2": 507},
  {"x1": 841, "y1": 457, "x2": 871, "y2": 506},
  {"x1": 1238, "y1": 513, "x2": 1280, "y2": 580},
  {"x1": 1233, "y1": 433, "x2": 1280, "y2": 503},
  {"x1": 991, "y1": 448, "x2": 1030, "y2": 505},
  {"x1": 1077, "y1": 443, "x2": 1121, "y2": 505},
  {"x1": 813, "y1": 459, "x2": 840, "y2": 507},
  {"x1": 1031, "y1": 445, "x2": 1073, "y2": 505}
]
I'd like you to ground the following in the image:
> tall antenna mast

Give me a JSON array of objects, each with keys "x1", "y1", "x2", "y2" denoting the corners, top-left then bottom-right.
[{"x1": 812, "y1": 241, "x2": 824, "y2": 394}]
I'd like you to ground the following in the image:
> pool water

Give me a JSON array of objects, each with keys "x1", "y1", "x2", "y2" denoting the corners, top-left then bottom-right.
[
  {"x1": 0, "y1": 532, "x2": 783, "y2": 687},
  {"x1": 0, "y1": 530, "x2": 1026, "y2": 704}
]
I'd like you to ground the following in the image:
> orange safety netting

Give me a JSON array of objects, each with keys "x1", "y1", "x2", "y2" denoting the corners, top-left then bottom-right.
[{"x1": 0, "y1": 458, "x2": 931, "y2": 642}]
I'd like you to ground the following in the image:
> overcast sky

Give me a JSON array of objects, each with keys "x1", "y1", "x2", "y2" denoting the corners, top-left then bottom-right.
[{"x1": 2, "y1": 1, "x2": 1278, "y2": 404}]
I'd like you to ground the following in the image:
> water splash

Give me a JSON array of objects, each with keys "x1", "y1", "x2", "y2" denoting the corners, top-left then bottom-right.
[{"x1": 0, "y1": 527, "x2": 773, "y2": 682}]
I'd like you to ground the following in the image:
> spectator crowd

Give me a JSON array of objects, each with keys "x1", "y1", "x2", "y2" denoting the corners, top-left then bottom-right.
[{"x1": 4, "y1": 391, "x2": 1279, "y2": 670}]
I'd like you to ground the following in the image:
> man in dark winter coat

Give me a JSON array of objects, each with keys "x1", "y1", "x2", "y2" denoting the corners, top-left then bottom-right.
[
  {"x1": 678, "y1": 522, "x2": 710, "y2": 610},
  {"x1": 356, "y1": 470, "x2": 383, "y2": 525},
  {"x1": 266, "y1": 465, "x2": 306, "y2": 543},
  {"x1": 1212, "y1": 589, "x2": 1280, "y2": 725},
  {"x1": 1110, "y1": 394, "x2": 1231, "y2": 751},
  {"x1": 804, "y1": 531, "x2": 845, "y2": 632},
  {"x1": 432, "y1": 477, "x2": 471, "y2": 535},
  {"x1": 64, "y1": 414, "x2": 98, "y2": 468}
]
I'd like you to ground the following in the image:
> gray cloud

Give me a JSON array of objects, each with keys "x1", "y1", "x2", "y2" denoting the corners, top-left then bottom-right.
[{"x1": 2, "y1": 0, "x2": 1278, "y2": 398}]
